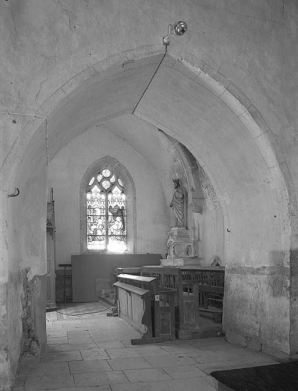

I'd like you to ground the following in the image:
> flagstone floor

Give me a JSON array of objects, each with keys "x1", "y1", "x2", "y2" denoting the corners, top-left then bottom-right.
[{"x1": 11, "y1": 303, "x2": 280, "y2": 391}]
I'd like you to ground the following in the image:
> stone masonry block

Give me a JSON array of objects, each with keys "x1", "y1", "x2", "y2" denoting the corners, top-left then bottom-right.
[
  {"x1": 226, "y1": 329, "x2": 248, "y2": 348},
  {"x1": 247, "y1": 337, "x2": 262, "y2": 352},
  {"x1": 262, "y1": 344, "x2": 290, "y2": 360}
]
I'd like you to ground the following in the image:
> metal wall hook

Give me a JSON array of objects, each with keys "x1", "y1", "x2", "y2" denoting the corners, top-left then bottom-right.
[{"x1": 8, "y1": 188, "x2": 20, "y2": 198}]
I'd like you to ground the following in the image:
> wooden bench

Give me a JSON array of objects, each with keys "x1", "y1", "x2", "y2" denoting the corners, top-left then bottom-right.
[
  {"x1": 114, "y1": 274, "x2": 176, "y2": 344},
  {"x1": 141, "y1": 265, "x2": 225, "y2": 339},
  {"x1": 210, "y1": 361, "x2": 298, "y2": 391}
]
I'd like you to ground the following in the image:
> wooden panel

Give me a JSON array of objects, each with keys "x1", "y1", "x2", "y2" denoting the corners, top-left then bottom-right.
[
  {"x1": 183, "y1": 300, "x2": 196, "y2": 324},
  {"x1": 72, "y1": 254, "x2": 161, "y2": 302},
  {"x1": 160, "y1": 312, "x2": 171, "y2": 335},
  {"x1": 117, "y1": 274, "x2": 156, "y2": 283},
  {"x1": 114, "y1": 281, "x2": 149, "y2": 296},
  {"x1": 46, "y1": 231, "x2": 56, "y2": 308},
  {"x1": 155, "y1": 290, "x2": 176, "y2": 339},
  {"x1": 114, "y1": 281, "x2": 152, "y2": 338}
]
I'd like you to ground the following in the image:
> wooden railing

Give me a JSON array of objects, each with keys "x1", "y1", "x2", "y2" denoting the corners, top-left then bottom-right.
[
  {"x1": 181, "y1": 266, "x2": 224, "y2": 323},
  {"x1": 141, "y1": 266, "x2": 225, "y2": 338}
]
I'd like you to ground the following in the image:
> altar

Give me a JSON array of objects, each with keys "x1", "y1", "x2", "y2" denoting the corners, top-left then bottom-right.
[{"x1": 71, "y1": 254, "x2": 161, "y2": 302}]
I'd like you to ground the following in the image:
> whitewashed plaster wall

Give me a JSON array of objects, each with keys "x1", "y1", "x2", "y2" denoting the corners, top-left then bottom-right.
[
  {"x1": 6, "y1": 128, "x2": 48, "y2": 387},
  {"x1": 200, "y1": 208, "x2": 224, "y2": 265},
  {"x1": 48, "y1": 124, "x2": 170, "y2": 266}
]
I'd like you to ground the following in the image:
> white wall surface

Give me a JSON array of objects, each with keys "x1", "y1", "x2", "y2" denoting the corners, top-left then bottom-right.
[{"x1": 48, "y1": 124, "x2": 170, "y2": 266}]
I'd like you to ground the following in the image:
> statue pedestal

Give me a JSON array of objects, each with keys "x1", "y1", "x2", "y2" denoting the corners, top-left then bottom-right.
[{"x1": 165, "y1": 227, "x2": 200, "y2": 266}]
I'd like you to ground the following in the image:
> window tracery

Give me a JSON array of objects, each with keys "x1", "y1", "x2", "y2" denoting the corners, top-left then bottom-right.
[{"x1": 86, "y1": 168, "x2": 127, "y2": 252}]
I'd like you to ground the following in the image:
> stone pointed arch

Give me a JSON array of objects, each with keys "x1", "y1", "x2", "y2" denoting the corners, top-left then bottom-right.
[{"x1": 2, "y1": 48, "x2": 297, "y2": 391}]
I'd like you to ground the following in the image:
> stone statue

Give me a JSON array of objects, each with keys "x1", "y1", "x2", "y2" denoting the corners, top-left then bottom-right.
[{"x1": 170, "y1": 179, "x2": 185, "y2": 227}]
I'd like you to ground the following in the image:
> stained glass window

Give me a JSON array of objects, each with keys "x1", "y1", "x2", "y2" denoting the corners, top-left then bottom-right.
[{"x1": 86, "y1": 168, "x2": 127, "y2": 253}]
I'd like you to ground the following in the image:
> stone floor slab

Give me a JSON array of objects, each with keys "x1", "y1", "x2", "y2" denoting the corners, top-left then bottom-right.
[
  {"x1": 47, "y1": 337, "x2": 68, "y2": 345},
  {"x1": 107, "y1": 346, "x2": 169, "y2": 359},
  {"x1": 108, "y1": 357, "x2": 153, "y2": 370},
  {"x1": 144, "y1": 354, "x2": 197, "y2": 368},
  {"x1": 197, "y1": 362, "x2": 240, "y2": 375},
  {"x1": 19, "y1": 362, "x2": 70, "y2": 376},
  {"x1": 68, "y1": 337, "x2": 94, "y2": 344},
  {"x1": 159, "y1": 344, "x2": 200, "y2": 355},
  {"x1": 201, "y1": 376, "x2": 219, "y2": 389},
  {"x1": 223, "y1": 358, "x2": 279, "y2": 369},
  {"x1": 31, "y1": 387, "x2": 111, "y2": 391},
  {"x1": 188, "y1": 350, "x2": 227, "y2": 363},
  {"x1": 46, "y1": 344, "x2": 62, "y2": 353},
  {"x1": 132, "y1": 345, "x2": 170, "y2": 357},
  {"x1": 110, "y1": 376, "x2": 217, "y2": 390},
  {"x1": 67, "y1": 330, "x2": 91, "y2": 336},
  {"x1": 69, "y1": 359, "x2": 111, "y2": 373},
  {"x1": 40, "y1": 350, "x2": 82, "y2": 363},
  {"x1": 91, "y1": 334, "x2": 124, "y2": 342},
  {"x1": 163, "y1": 364, "x2": 206, "y2": 379},
  {"x1": 47, "y1": 330, "x2": 68, "y2": 337},
  {"x1": 61, "y1": 323, "x2": 83, "y2": 329},
  {"x1": 80, "y1": 348, "x2": 110, "y2": 360},
  {"x1": 121, "y1": 340, "x2": 134, "y2": 347},
  {"x1": 74, "y1": 370, "x2": 128, "y2": 387},
  {"x1": 59, "y1": 343, "x2": 98, "y2": 351},
  {"x1": 206, "y1": 347, "x2": 263, "y2": 361},
  {"x1": 124, "y1": 368, "x2": 172, "y2": 382},
  {"x1": 25, "y1": 374, "x2": 75, "y2": 389},
  {"x1": 92, "y1": 332, "x2": 141, "y2": 342},
  {"x1": 90, "y1": 326, "x2": 122, "y2": 332},
  {"x1": 106, "y1": 348, "x2": 143, "y2": 359},
  {"x1": 96, "y1": 341, "x2": 126, "y2": 349}
]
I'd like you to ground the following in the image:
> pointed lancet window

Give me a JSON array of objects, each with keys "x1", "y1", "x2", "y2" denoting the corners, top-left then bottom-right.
[{"x1": 86, "y1": 168, "x2": 127, "y2": 252}]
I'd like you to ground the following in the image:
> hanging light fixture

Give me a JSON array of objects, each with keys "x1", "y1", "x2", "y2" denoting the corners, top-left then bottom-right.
[
  {"x1": 163, "y1": 21, "x2": 188, "y2": 46},
  {"x1": 172, "y1": 21, "x2": 188, "y2": 36}
]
